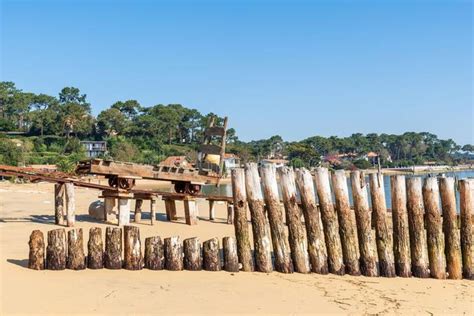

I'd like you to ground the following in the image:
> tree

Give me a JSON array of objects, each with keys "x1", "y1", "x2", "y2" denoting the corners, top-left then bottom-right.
[
  {"x1": 111, "y1": 100, "x2": 141, "y2": 120},
  {"x1": 58, "y1": 87, "x2": 93, "y2": 138},
  {"x1": 97, "y1": 108, "x2": 128, "y2": 136}
]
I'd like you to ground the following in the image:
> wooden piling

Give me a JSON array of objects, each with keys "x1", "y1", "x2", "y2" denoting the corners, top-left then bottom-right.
[
  {"x1": 118, "y1": 198, "x2": 131, "y2": 226},
  {"x1": 46, "y1": 228, "x2": 67, "y2": 270},
  {"x1": 65, "y1": 182, "x2": 75, "y2": 227},
  {"x1": 123, "y1": 225, "x2": 143, "y2": 270},
  {"x1": 278, "y1": 166, "x2": 310, "y2": 273},
  {"x1": 422, "y1": 177, "x2": 446, "y2": 279},
  {"x1": 184, "y1": 198, "x2": 198, "y2": 225},
  {"x1": 105, "y1": 227, "x2": 122, "y2": 269},
  {"x1": 183, "y1": 237, "x2": 202, "y2": 271},
  {"x1": 145, "y1": 236, "x2": 164, "y2": 270},
  {"x1": 150, "y1": 198, "x2": 156, "y2": 225},
  {"x1": 209, "y1": 200, "x2": 216, "y2": 220},
  {"x1": 350, "y1": 171, "x2": 378, "y2": 276},
  {"x1": 439, "y1": 177, "x2": 462, "y2": 279},
  {"x1": 459, "y1": 179, "x2": 473, "y2": 279},
  {"x1": 390, "y1": 175, "x2": 411, "y2": 277},
  {"x1": 104, "y1": 197, "x2": 116, "y2": 223},
  {"x1": 164, "y1": 236, "x2": 183, "y2": 271},
  {"x1": 314, "y1": 167, "x2": 344, "y2": 275},
  {"x1": 134, "y1": 199, "x2": 143, "y2": 223},
  {"x1": 295, "y1": 168, "x2": 328, "y2": 274},
  {"x1": 203, "y1": 237, "x2": 221, "y2": 271},
  {"x1": 54, "y1": 183, "x2": 64, "y2": 225},
  {"x1": 227, "y1": 204, "x2": 234, "y2": 224},
  {"x1": 332, "y1": 170, "x2": 360, "y2": 275},
  {"x1": 165, "y1": 199, "x2": 177, "y2": 221},
  {"x1": 66, "y1": 228, "x2": 86, "y2": 270},
  {"x1": 260, "y1": 164, "x2": 293, "y2": 273},
  {"x1": 28, "y1": 230, "x2": 44, "y2": 270},
  {"x1": 406, "y1": 177, "x2": 430, "y2": 278},
  {"x1": 369, "y1": 173, "x2": 396, "y2": 277},
  {"x1": 223, "y1": 237, "x2": 239, "y2": 272},
  {"x1": 87, "y1": 227, "x2": 103, "y2": 269},
  {"x1": 231, "y1": 168, "x2": 255, "y2": 272},
  {"x1": 244, "y1": 163, "x2": 273, "y2": 273}
]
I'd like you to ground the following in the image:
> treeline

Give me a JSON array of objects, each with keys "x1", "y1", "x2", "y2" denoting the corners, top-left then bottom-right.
[{"x1": 0, "y1": 81, "x2": 472, "y2": 171}]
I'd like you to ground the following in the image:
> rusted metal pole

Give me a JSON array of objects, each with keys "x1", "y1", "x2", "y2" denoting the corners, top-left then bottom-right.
[
  {"x1": 314, "y1": 167, "x2": 344, "y2": 275},
  {"x1": 295, "y1": 168, "x2": 328, "y2": 274},
  {"x1": 439, "y1": 177, "x2": 462, "y2": 279},
  {"x1": 459, "y1": 179, "x2": 473, "y2": 279},
  {"x1": 350, "y1": 171, "x2": 378, "y2": 276},
  {"x1": 332, "y1": 170, "x2": 360, "y2": 275}
]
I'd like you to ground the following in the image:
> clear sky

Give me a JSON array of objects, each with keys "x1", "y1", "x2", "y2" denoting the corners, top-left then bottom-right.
[{"x1": 1, "y1": 0, "x2": 472, "y2": 145}]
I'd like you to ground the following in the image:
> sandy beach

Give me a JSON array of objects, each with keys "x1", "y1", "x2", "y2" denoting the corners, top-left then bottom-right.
[{"x1": 0, "y1": 181, "x2": 472, "y2": 315}]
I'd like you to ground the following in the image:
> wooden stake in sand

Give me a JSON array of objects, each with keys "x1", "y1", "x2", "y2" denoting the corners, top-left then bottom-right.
[
  {"x1": 145, "y1": 236, "x2": 164, "y2": 270},
  {"x1": 422, "y1": 177, "x2": 446, "y2": 279},
  {"x1": 164, "y1": 236, "x2": 183, "y2": 271},
  {"x1": 87, "y1": 227, "x2": 103, "y2": 269},
  {"x1": 295, "y1": 168, "x2": 328, "y2": 274},
  {"x1": 369, "y1": 173, "x2": 396, "y2": 277},
  {"x1": 203, "y1": 237, "x2": 221, "y2": 271},
  {"x1": 183, "y1": 237, "x2": 202, "y2": 271},
  {"x1": 439, "y1": 177, "x2": 462, "y2": 280},
  {"x1": 46, "y1": 228, "x2": 67, "y2": 270},
  {"x1": 227, "y1": 204, "x2": 234, "y2": 224},
  {"x1": 105, "y1": 227, "x2": 122, "y2": 269},
  {"x1": 350, "y1": 171, "x2": 378, "y2": 277},
  {"x1": 278, "y1": 166, "x2": 310, "y2": 273},
  {"x1": 124, "y1": 225, "x2": 143, "y2": 270},
  {"x1": 28, "y1": 230, "x2": 45, "y2": 270},
  {"x1": 459, "y1": 179, "x2": 473, "y2": 279},
  {"x1": 390, "y1": 175, "x2": 411, "y2": 277},
  {"x1": 244, "y1": 163, "x2": 273, "y2": 273},
  {"x1": 332, "y1": 170, "x2": 360, "y2": 275},
  {"x1": 314, "y1": 167, "x2": 344, "y2": 275},
  {"x1": 406, "y1": 177, "x2": 430, "y2": 278},
  {"x1": 223, "y1": 236, "x2": 239, "y2": 272},
  {"x1": 118, "y1": 198, "x2": 131, "y2": 226},
  {"x1": 67, "y1": 228, "x2": 86, "y2": 270},
  {"x1": 260, "y1": 164, "x2": 293, "y2": 273},
  {"x1": 150, "y1": 198, "x2": 156, "y2": 225},
  {"x1": 65, "y1": 182, "x2": 75, "y2": 227},
  {"x1": 231, "y1": 168, "x2": 255, "y2": 272},
  {"x1": 184, "y1": 198, "x2": 198, "y2": 225},
  {"x1": 54, "y1": 183, "x2": 65, "y2": 225}
]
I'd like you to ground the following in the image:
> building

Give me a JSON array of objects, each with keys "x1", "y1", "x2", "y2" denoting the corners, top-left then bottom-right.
[
  {"x1": 223, "y1": 153, "x2": 241, "y2": 172},
  {"x1": 160, "y1": 156, "x2": 190, "y2": 168},
  {"x1": 81, "y1": 141, "x2": 107, "y2": 158},
  {"x1": 260, "y1": 158, "x2": 289, "y2": 168}
]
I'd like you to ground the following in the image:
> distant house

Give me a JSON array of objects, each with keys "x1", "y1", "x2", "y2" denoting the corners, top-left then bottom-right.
[
  {"x1": 81, "y1": 141, "x2": 107, "y2": 158},
  {"x1": 260, "y1": 158, "x2": 289, "y2": 168},
  {"x1": 223, "y1": 153, "x2": 241, "y2": 172},
  {"x1": 160, "y1": 156, "x2": 190, "y2": 168}
]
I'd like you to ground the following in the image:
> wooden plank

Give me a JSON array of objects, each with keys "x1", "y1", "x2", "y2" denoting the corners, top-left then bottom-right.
[
  {"x1": 205, "y1": 126, "x2": 225, "y2": 137},
  {"x1": 199, "y1": 144, "x2": 222, "y2": 155}
]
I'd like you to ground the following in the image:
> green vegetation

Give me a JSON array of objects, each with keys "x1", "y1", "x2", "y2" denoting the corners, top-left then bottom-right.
[{"x1": 1, "y1": 81, "x2": 473, "y2": 171}]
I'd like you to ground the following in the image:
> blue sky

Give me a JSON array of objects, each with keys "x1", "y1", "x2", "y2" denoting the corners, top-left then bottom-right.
[{"x1": 1, "y1": 0, "x2": 472, "y2": 145}]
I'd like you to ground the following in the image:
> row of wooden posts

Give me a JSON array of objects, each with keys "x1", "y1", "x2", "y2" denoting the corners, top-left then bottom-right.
[
  {"x1": 28, "y1": 226, "x2": 240, "y2": 272},
  {"x1": 230, "y1": 163, "x2": 473, "y2": 279}
]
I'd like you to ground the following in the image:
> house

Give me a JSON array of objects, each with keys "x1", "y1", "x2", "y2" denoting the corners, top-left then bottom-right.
[
  {"x1": 160, "y1": 156, "x2": 190, "y2": 168},
  {"x1": 223, "y1": 153, "x2": 241, "y2": 171},
  {"x1": 81, "y1": 141, "x2": 107, "y2": 158},
  {"x1": 260, "y1": 158, "x2": 289, "y2": 168}
]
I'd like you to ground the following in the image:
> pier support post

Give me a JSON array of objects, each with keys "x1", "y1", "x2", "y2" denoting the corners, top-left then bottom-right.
[
  {"x1": 164, "y1": 236, "x2": 183, "y2": 271},
  {"x1": 184, "y1": 198, "x2": 198, "y2": 225},
  {"x1": 223, "y1": 237, "x2": 239, "y2": 272},
  {"x1": 65, "y1": 182, "x2": 75, "y2": 227},
  {"x1": 150, "y1": 198, "x2": 156, "y2": 225},
  {"x1": 459, "y1": 179, "x2": 473, "y2": 279},
  {"x1": 67, "y1": 228, "x2": 86, "y2": 270},
  {"x1": 165, "y1": 199, "x2": 177, "y2": 221},
  {"x1": 134, "y1": 199, "x2": 143, "y2": 223},
  {"x1": 209, "y1": 200, "x2": 216, "y2": 220},
  {"x1": 105, "y1": 227, "x2": 122, "y2": 269},
  {"x1": 104, "y1": 197, "x2": 117, "y2": 223},
  {"x1": 54, "y1": 183, "x2": 65, "y2": 225},
  {"x1": 226, "y1": 204, "x2": 234, "y2": 224},
  {"x1": 88, "y1": 227, "x2": 103, "y2": 269},
  {"x1": 118, "y1": 198, "x2": 131, "y2": 226}
]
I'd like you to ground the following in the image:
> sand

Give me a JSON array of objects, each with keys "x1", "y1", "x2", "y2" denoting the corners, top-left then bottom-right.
[{"x1": 0, "y1": 181, "x2": 472, "y2": 315}]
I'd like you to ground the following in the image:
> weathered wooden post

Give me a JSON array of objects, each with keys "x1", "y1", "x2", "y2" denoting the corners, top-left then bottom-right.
[
  {"x1": 54, "y1": 183, "x2": 65, "y2": 225},
  {"x1": 459, "y1": 179, "x2": 473, "y2": 279},
  {"x1": 183, "y1": 237, "x2": 202, "y2": 271},
  {"x1": 145, "y1": 236, "x2": 164, "y2": 270},
  {"x1": 332, "y1": 170, "x2": 360, "y2": 275},
  {"x1": 406, "y1": 177, "x2": 430, "y2": 278},
  {"x1": 422, "y1": 177, "x2": 446, "y2": 279},
  {"x1": 439, "y1": 177, "x2": 462, "y2": 279},
  {"x1": 231, "y1": 168, "x2": 255, "y2": 272},
  {"x1": 209, "y1": 200, "x2": 216, "y2": 220},
  {"x1": 65, "y1": 182, "x2": 75, "y2": 227},
  {"x1": 369, "y1": 173, "x2": 396, "y2": 277},
  {"x1": 105, "y1": 227, "x2": 122, "y2": 269},
  {"x1": 67, "y1": 228, "x2": 86, "y2": 270},
  {"x1": 118, "y1": 198, "x2": 131, "y2": 226},
  {"x1": 124, "y1": 225, "x2": 143, "y2": 270},
  {"x1": 134, "y1": 199, "x2": 143, "y2": 223},
  {"x1": 87, "y1": 227, "x2": 103, "y2": 269},
  {"x1": 244, "y1": 163, "x2": 273, "y2": 273},
  {"x1": 164, "y1": 236, "x2": 183, "y2": 271},
  {"x1": 28, "y1": 230, "x2": 44, "y2": 270},
  {"x1": 390, "y1": 175, "x2": 411, "y2": 277},
  {"x1": 203, "y1": 237, "x2": 221, "y2": 271},
  {"x1": 46, "y1": 228, "x2": 67, "y2": 270},
  {"x1": 164, "y1": 199, "x2": 178, "y2": 221},
  {"x1": 184, "y1": 198, "x2": 198, "y2": 225},
  {"x1": 227, "y1": 204, "x2": 234, "y2": 224},
  {"x1": 223, "y1": 237, "x2": 239, "y2": 272},
  {"x1": 295, "y1": 168, "x2": 328, "y2": 274},
  {"x1": 314, "y1": 167, "x2": 344, "y2": 275},
  {"x1": 350, "y1": 171, "x2": 378, "y2": 276},
  {"x1": 278, "y1": 166, "x2": 310, "y2": 273},
  {"x1": 150, "y1": 198, "x2": 156, "y2": 225},
  {"x1": 104, "y1": 197, "x2": 117, "y2": 223},
  {"x1": 260, "y1": 164, "x2": 293, "y2": 273}
]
